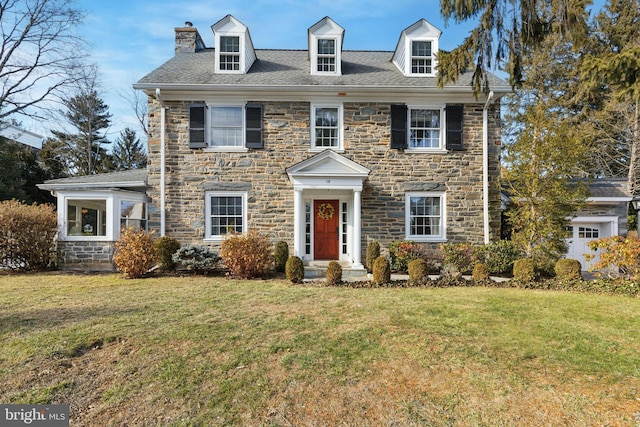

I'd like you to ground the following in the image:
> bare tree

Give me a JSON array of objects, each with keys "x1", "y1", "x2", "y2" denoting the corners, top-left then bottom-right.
[
  {"x1": 0, "y1": 0, "x2": 88, "y2": 121},
  {"x1": 119, "y1": 80, "x2": 148, "y2": 137}
]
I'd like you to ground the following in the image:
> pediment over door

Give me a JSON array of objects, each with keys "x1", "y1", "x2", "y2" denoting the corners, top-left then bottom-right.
[{"x1": 286, "y1": 150, "x2": 370, "y2": 191}]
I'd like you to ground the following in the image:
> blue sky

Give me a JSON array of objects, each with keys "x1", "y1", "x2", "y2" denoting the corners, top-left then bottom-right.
[
  {"x1": 63, "y1": 0, "x2": 604, "y2": 142},
  {"x1": 66, "y1": 0, "x2": 479, "y2": 140}
]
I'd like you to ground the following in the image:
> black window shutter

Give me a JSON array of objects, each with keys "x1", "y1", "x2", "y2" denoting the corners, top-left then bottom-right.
[
  {"x1": 189, "y1": 103, "x2": 207, "y2": 149},
  {"x1": 445, "y1": 105, "x2": 464, "y2": 151},
  {"x1": 390, "y1": 104, "x2": 408, "y2": 149},
  {"x1": 245, "y1": 104, "x2": 263, "y2": 148}
]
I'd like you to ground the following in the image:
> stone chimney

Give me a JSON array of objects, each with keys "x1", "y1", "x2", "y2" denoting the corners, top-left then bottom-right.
[{"x1": 175, "y1": 21, "x2": 206, "y2": 53}]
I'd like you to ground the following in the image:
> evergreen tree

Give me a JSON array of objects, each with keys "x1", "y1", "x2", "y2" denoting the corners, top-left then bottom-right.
[
  {"x1": 503, "y1": 34, "x2": 589, "y2": 270},
  {"x1": 108, "y1": 128, "x2": 147, "y2": 171},
  {"x1": 50, "y1": 89, "x2": 112, "y2": 176},
  {"x1": 0, "y1": 137, "x2": 53, "y2": 204}
]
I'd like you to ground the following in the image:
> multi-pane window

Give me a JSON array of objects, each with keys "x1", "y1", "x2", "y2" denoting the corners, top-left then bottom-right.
[
  {"x1": 406, "y1": 193, "x2": 445, "y2": 240},
  {"x1": 313, "y1": 106, "x2": 341, "y2": 149},
  {"x1": 219, "y1": 36, "x2": 240, "y2": 71},
  {"x1": 411, "y1": 40, "x2": 433, "y2": 74},
  {"x1": 210, "y1": 106, "x2": 243, "y2": 147},
  {"x1": 317, "y1": 39, "x2": 336, "y2": 72},
  {"x1": 120, "y1": 200, "x2": 147, "y2": 231},
  {"x1": 66, "y1": 199, "x2": 107, "y2": 237},
  {"x1": 409, "y1": 109, "x2": 441, "y2": 148},
  {"x1": 206, "y1": 193, "x2": 246, "y2": 239},
  {"x1": 578, "y1": 226, "x2": 599, "y2": 239}
]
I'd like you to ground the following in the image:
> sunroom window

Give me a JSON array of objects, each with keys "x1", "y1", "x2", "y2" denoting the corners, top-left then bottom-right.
[
  {"x1": 120, "y1": 200, "x2": 147, "y2": 231},
  {"x1": 67, "y1": 199, "x2": 107, "y2": 237}
]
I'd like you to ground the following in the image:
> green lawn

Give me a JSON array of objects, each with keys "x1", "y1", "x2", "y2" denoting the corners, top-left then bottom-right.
[{"x1": 1, "y1": 273, "x2": 639, "y2": 426}]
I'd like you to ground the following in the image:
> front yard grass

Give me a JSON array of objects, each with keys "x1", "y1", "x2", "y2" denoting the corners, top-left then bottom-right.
[{"x1": 1, "y1": 273, "x2": 639, "y2": 425}]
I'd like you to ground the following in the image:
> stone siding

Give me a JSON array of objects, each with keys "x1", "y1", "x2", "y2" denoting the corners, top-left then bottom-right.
[
  {"x1": 57, "y1": 241, "x2": 116, "y2": 271},
  {"x1": 577, "y1": 203, "x2": 630, "y2": 236},
  {"x1": 146, "y1": 99, "x2": 502, "y2": 257}
]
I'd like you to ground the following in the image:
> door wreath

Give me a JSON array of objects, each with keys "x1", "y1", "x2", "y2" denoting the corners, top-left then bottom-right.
[{"x1": 317, "y1": 203, "x2": 335, "y2": 220}]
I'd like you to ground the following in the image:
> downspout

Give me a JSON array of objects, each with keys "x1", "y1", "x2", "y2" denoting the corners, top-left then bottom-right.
[
  {"x1": 483, "y1": 91, "x2": 495, "y2": 244},
  {"x1": 155, "y1": 88, "x2": 166, "y2": 237}
]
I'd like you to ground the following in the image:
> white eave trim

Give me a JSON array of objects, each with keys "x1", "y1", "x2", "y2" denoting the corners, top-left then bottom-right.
[{"x1": 587, "y1": 196, "x2": 633, "y2": 203}]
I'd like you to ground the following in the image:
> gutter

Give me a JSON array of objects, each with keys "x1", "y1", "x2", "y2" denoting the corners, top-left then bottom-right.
[
  {"x1": 483, "y1": 91, "x2": 495, "y2": 244},
  {"x1": 155, "y1": 88, "x2": 166, "y2": 237}
]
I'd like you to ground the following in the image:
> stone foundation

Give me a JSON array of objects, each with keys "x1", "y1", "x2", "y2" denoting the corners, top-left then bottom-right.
[{"x1": 57, "y1": 241, "x2": 116, "y2": 272}]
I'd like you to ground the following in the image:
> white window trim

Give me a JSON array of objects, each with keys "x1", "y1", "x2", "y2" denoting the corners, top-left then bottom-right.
[
  {"x1": 405, "y1": 105, "x2": 446, "y2": 153},
  {"x1": 312, "y1": 37, "x2": 340, "y2": 76},
  {"x1": 405, "y1": 191, "x2": 447, "y2": 242},
  {"x1": 202, "y1": 103, "x2": 249, "y2": 153},
  {"x1": 310, "y1": 103, "x2": 344, "y2": 152},
  {"x1": 215, "y1": 34, "x2": 244, "y2": 74},
  {"x1": 405, "y1": 37, "x2": 438, "y2": 77},
  {"x1": 204, "y1": 191, "x2": 248, "y2": 241}
]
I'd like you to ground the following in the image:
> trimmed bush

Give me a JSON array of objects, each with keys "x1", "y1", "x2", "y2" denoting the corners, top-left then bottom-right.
[
  {"x1": 154, "y1": 236, "x2": 181, "y2": 272},
  {"x1": 113, "y1": 227, "x2": 157, "y2": 279},
  {"x1": 554, "y1": 259, "x2": 582, "y2": 281},
  {"x1": 286, "y1": 256, "x2": 305, "y2": 283},
  {"x1": 326, "y1": 261, "x2": 343, "y2": 286},
  {"x1": 365, "y1": 240, "x2": 380, "y2": 273},
  {"x1": 389, "y1": 240, "x2": 428, "y2": 273},
  {"x1": 408, "y1": 258, "x2": 429, "y2": 286},
  {"x1": 372, "y1": 256, "x2": 391, "y2": 285},
  {"x1": 472, "y1": 263, "x2": 490, "y2": 283},
  {"x1": 513, "y1": 258, "x2": 536, "y2": 283},
  {"x1": 220, "y1": 230, "x2": 273, "y2": 279},
  {"x1": 474, "y1": 240, "x2": 521, "y2": 275},
  {"x1": 0, "y1": 200, "x2": 57, "y2": 271},
  {"x1": 273, "y1": 241, "x2": 289, "y2": 273},
  {"x1": 439, "y1": 243, "x2": 475, "y2": 274},
  {"x1": 172, "y1": 245, "x2": 221, "y2": 273}
]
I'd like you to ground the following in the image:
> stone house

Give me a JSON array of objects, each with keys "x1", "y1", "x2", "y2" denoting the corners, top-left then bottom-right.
[{"x1": 40, "y1": 14, "x2": 510, "y2": 272}]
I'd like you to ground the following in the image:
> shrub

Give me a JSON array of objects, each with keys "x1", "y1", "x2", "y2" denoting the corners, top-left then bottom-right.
[
  {"x1": 389, "y1": 240, "x2": 428, "y2": 273},
  {"x1": 439, "y1": 243, "x2": 475, "y2": 274},
  {"x1": 587, "y1": 236, "x2": 640, "y2": 281},
  {"x1": 273, "y1": 241, "x2": 289, "y2": 273},
  {"x1": 286, "y1": 256, "x2": 305, "y2": 283},
  {"x1": 326, "y1": 261, "x2": 343, "y2": 286},
  {"x1": 220, "y1": 230, "x2": 273, "y2": 279},
  {"x1": 472, "y1": 263, "x2": 490, "y2": 283},
  {"x1": 0, "y1": 200, "x2": 57, "y2": 271},
  {"x1": 172, "y1": 245, "x2": 221, "y2": 273},
  {"x1": 513, "y1": 258, "x2": 536, "y2": 283},
  {"x1": 154, "y1": 236, "x2": 181, "y2": 272},
  {"x1": 554, "y1": 259, "x2": 582, "y2": 281},
  {"x1": 407, "y1": 258, "x2": 429, "y2": 286},
  {"x1": 474, "y1": 240, "x2": 521, "y2": 275},
  {"x1": 113, "y1": 227, "x2": 157, "y2": 278},
  {"x1": 372, "y1": 256, "x2": 391, "y2": 285},
  {"x1": 365, "y1": 240, "x2": 380, "y2": 273}
]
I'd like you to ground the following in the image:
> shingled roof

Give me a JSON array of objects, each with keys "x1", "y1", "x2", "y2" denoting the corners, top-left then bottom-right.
[
  {"x1": 38, "y1": 169, "x2": 147, "y2": 192},
  {"x1": 135, "y1": 49, "x2": 509, "y2": 93}
]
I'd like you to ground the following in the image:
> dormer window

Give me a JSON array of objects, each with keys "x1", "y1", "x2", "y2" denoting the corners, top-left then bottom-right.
[
  {"x1": 393, "y1": 19, "x2": 441, "y2": 77},
  {"x1": 219, "y1": 36, "x2": 240, "y2": 71},
  {"x1": 317, "y1": 39, "x2": 336, "y2": 72},
  {"x1": 212, "y1": 15, "x2": 256, "y2": 74},
  {"x1": 411, "y1": 40, "x2": 433, "y2": 74},
  {"x1": 308, "y1": 17, "x2": 344, "y2": 76}
]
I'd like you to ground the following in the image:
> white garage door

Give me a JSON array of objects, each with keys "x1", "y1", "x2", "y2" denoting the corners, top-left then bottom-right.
[{"x1": 567, "y1": 224, "x2": 601, "y2": 271}]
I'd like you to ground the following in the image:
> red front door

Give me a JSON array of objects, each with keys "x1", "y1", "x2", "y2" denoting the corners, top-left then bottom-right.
[{"x1": 314, "y1": 200, "x2": 339, "y2": 260}]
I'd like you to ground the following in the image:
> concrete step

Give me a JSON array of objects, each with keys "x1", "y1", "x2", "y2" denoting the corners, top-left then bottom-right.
[{"x1": 304, "y1": 261, "x2": 367, "y2": 279}]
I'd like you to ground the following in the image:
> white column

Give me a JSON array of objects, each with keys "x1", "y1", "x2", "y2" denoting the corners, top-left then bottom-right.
[
  {"x1": 352, "y1": 190, "x2": 364, "y2": 269},
  {"x1": 293, "y1": 189, "x2": 303, "y2": 258}
]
